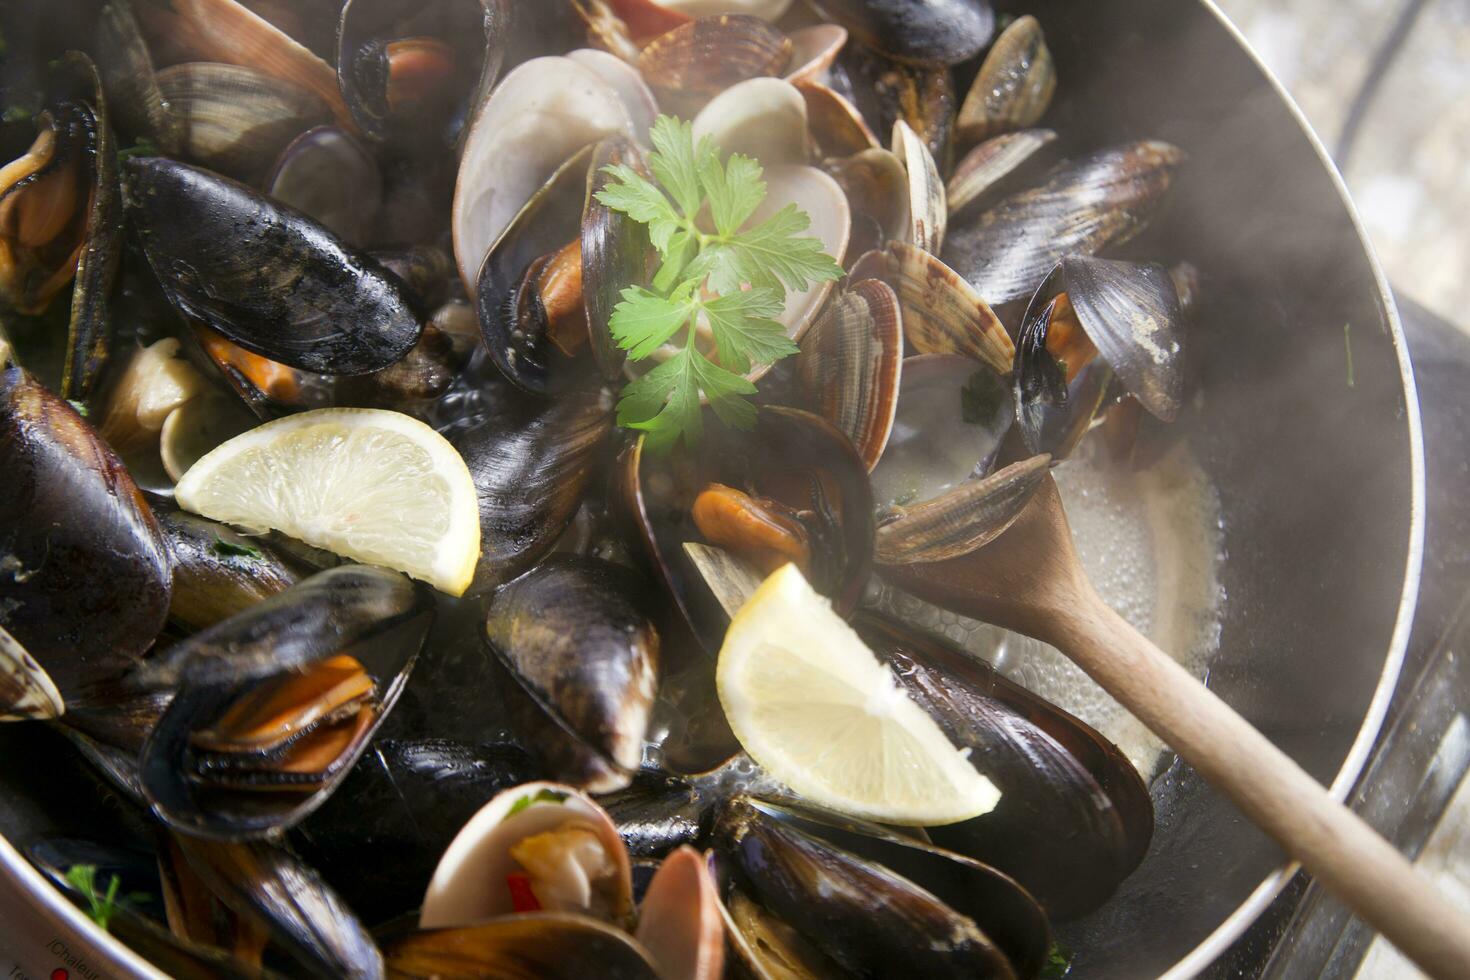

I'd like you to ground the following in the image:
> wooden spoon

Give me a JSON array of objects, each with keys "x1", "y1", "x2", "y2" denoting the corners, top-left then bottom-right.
[{"x1": 881, "y1": 474, "x2": 1470, "y2": 978}]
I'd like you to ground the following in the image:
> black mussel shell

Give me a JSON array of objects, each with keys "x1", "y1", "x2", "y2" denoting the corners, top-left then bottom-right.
[
  {"x1": 453, "y1": 381, "x2": 613, "y2": 594},
  {"x1": 123, "y1": 156, "x2": 422, "y2": 376},
  {"x1": 601, "y1": 770, "x2": 713, "y2": 859},
  {"x1": 475, "y1": 146, "x2": 594, "y2": 395},
  {"x1": 810, "y1": 0, "x2": 995, "y2": 67},
  {"x1": 0, "y1": 366, "x2": 171, "y2": 697},
  {"x1": 1014, "y1": 287, "x2": 1113, "y2": 461},
  {"x1": 485, "y1": 555, "x2": 660, "y2": 793},
  {"x1": 293, "y1": 738, "x2": 537, "y2": 926},
  {"x1": 173, "y1": 834, "x2": 384, "y2": 979},
  {"x1": 617, "y1": 407, "x2": 874, "y2": 657},
  {"x1": 583, "y1": 135, "x2": 654, "y2": 382},
  {"x1": 944, "y1": 141, "x2": 1186, "y2": 320},
  {"x1": 856, "y1": 613, "x2": 1154, "y2": 918},
  {"x1": 714, "y1": 796, "x2": 1019, "y2": 978},
  {"x1": 157, "y1": 509, "x2": 306, "y2": 632},
  {"x1": 138, "y1": 566, "x2": 434, "y2": 840},
  {"x1": 337, "y1": 0, "x2": 510, "y2": 144},
  {"x1": 383, "y1": 912, "x2": 661, "y2": 979}
]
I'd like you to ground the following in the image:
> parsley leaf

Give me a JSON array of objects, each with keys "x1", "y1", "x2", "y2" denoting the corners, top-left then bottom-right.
[
  {"x1": 595, "y1": 114, "x2": 844, "y2": 451},
  {"x1": 506, "y1": 788, "x2": 570, "y2": 818},
  {"x1": 212, "y1": 537, "x2": 263, "y2": 560},
  {"x1": 1040, "y1": 942, "x2": 1073, "y2": 979},
  {"x1": 64, "y1": 865, "x2": 148, "y2": 932}
]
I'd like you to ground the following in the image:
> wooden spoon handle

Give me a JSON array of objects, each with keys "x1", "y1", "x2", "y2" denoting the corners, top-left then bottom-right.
[{"x1": 1051, "y1": 591, "x2": 1470, "y2": 979}]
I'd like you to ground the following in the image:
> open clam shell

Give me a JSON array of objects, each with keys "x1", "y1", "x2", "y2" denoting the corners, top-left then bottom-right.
[
  {"x1": 892, "y1": 119, "x2": 947, "y2": 254},
  {"x1": 955, "y1": 15, "x2": 1055, "y2": 148},
  {"x1": 797, "y1": 80, "x2": 879, "y2": 158},
  {"x1": 691, "y1": 77, "x2": 809, "y2": 167},
  {"x1": 876, "y1": 453, "x2": 1051, "y2": 564},
  {"x1": 635, "y1": 846, "x2": 725, "y2": 980},
  {"x1": 567, "y1": 49, "x2": 658, "y2": 145},
  {"x1": 794, "y1": 278, "x2": 902, "y2": 472},
  {"x1": 784, "y1": 24, "x2": 847, "y2": 85},
  {"x1": 638, "y1": 15, "x2": 793, "y2": 113},
  {"x1": 452, "y1": 55, "x2": 635, "y2": 295},
  {"x1": 138, "y1": 565, "x2": 434, "y2": 840},
  {"x1": 947, "y1": 128, "x2": 1056, "y2": 218},
  {"x1": 157, "y1": 62, "x2": 329, "y2": 180},
  {"x1": 943, "y1": 140, "x2": 1186, "y2": 315},
  {"x1": 823, "y1": 148, "x2": 909, "y2": 244},
  {"x1": 0, "y1": 625, "x2": 64, "y2": 722},
  {"x1": 485, "y1": 556, "x2": 660, "y2": 794},
  {"x1": 756, "y1": 166, "x2": 849, "y2": 344},
  {"x1": 420, "y1": 780, "x2": 634, "y2": 929}
]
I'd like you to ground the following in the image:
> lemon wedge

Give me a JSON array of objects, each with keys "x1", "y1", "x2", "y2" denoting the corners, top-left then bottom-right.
[
  {"x1": 175, "y1": 408, "x2": 480, "y2": 596},
  {"x1": 717, "y1": 564, "x2": 999, "y2": 825}
]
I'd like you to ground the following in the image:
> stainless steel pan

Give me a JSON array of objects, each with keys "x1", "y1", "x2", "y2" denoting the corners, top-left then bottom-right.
[{"x1": 0, "y1": 0, "x2": 1422, "y2": 975}]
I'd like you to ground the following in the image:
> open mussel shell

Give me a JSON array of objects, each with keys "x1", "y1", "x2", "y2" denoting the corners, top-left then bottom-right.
[
  {"x1": 1013, "y1": 280, "x2": 1114, "y2": 461},
  {"x1": 420, "y1": 780, "x2": 635, "y2": 929},
  {"x1": 386, "y1": 913, "x2": 661, "y2": 980},
  {"x1": 336, "y1": 0, "x2": 510, "y2": 144},
  {"x1": 887, "y1": 243, "x2": 1014, "y2": 373},
  {"x1": 955, "y1": 15, "x2": 1055, "y2": 148},
  {"x1": 808, "y1": 0, "x2": 994, "y2": 67},
  {"x1": 691, "y1": 77, "x2": 809, "y2": 167},
  {"x1": 293, "y1": 738, "x2": 538, "y2": 925},
  {"x1": 138, "y1": 565, "x2": 434, "y2": 840},
  {"x1": 172, "y1": 834, "x2": 385, "y2": 979},
  {"x1": 0, "y1": 366, "x2": 171, "y2": 695},
  {"x1": 635, "y1": 845, "x2": 726, "y2": 980},
  {"x1": 134, "y1": 0, "x2": 353, "y2": 126},
  {"x1": 616, "y1": 406, "x2": 874, "y2": 656},
  {"x1": 475, "y1": 145, "x2": 594, "y2": 395},
  {"x1": 485, "y1": 555, "x2": 660, "y2": 793},
  {"x1": 266, "y1": 126, "x2": 382, "y2": 246},
  {"x1": 187, "y1": 322, "x2": 336, "y2": 419},
  {"x1": 833, "y1": 42, "x2": 956, "y2": 171},
  {"x1": 1050, "y1": 255, "x2": 1186, "y2": 422},
  {"x1": 947, "y1": 128, "x2": 1056, "y2": 218},
  {"x1": 855, "y1": 614, "x2": 1154, "y2": 918},
  {"x1": 156, "y1": 509, "x2": 305, "y2": 631},
  {"x1": 943, "y1": 141, "x2": 1186, "y2": 317},
  {"x1": 876, "y1": 453, "x2": 1050, "y2": 564},
  {"x1": 0, "y1": 625, "x2": 64, "y2": 721},
  {"x1": 157, "y1": 62, "x2": 330, "y2": 181},
  {"x1": 715, "y1": 795, "x2": 1039, "y2": 978},
  {"x1": 452, "y1": 54, "x2": 636, "y2": 295},
  {"x1": 637, "y1": 15, "x2": 793, "y2": 114},
  {"x1": 584, "y1": 136, "x2": 654, "y2": 381},
  {"x1": 869, "y1": 352, "x2": 1013, "y2": 513},
  {"x1": 453, "y1": 381, "x2": 613, "y2": 594},
  {"x1": 794, "y1": 278, "x2": 901, "y2": 471},
  {"x1": 125, "y1": 157, "x2": 422, "y2": 375}
]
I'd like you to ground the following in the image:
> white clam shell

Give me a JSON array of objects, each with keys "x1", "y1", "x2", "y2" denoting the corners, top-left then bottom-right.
[
  {"x1": 656, "y1": 0, "x2": 794, "y2": 19},
  {"x1": 566, "y1": 48, "x2": 658, "y2": 145},
  {"x1": 759, "y1": 165, "x2": 850, "y2": 345},
  {"x1": 0, "y1": 625, "x2": 64, "y2": 722},
  {"x1": 419, "y1": 781, "x2": 633, "y2": 930},
  {"x1": 784, "y1": 24, "x2": 847, "y2": 85},
  {"x1": 692, "y1": 77, "x2": 808, "y2": 166},
  {"x1": 452, "y1": 57, "x2": 635, "y2": 295}
]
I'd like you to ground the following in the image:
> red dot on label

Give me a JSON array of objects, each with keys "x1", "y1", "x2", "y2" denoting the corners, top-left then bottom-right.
[{"x1": 51, "y1": 969, "x2": 70, "y2": 980}]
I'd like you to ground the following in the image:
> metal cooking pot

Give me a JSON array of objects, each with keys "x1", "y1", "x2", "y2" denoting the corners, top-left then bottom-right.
[{"x1": 0, "y1": 0, "x2": 1422, "y2": 976}]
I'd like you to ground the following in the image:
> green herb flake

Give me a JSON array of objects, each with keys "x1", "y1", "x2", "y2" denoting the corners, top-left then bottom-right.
[
  {"x1": 595, "y1": 114, "x2": 843, "y2": 451},
  {"x1": 64, "y1": 864, "x2": 141, "y2": 932},
  {"x1": 1040, "y1": 941, "x2": 1074, "y2": 979},
  {"x1": 117, "y1": 138, "x2": 159, "y2": 161},
  {"x1": 1343, "y1": 322, "x2": 1355, "y2": 388},
  {"x1": 66, "y1": 399, "x2": 89, "y2": 417},
  {"x1": 506, "y1": 788, "x2": 570, "y2": 818},
  {"x1": 212, "y1": 537, "x2": 263, "y2": 561},
  {"x1": 2, "y1": 106, "x2": 31, "y2": 124},
  {"x1": 960, "y1": 371, "x2": 1005, "y2": 425}
]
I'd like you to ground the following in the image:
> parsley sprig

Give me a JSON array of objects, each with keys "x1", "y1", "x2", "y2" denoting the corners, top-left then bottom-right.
[
  {"x1": 595, "y1": 116, "x2": 843, "y2": 451},
  {"x1": 64, "y1": 864, "x2": 148, "y2": 932}
]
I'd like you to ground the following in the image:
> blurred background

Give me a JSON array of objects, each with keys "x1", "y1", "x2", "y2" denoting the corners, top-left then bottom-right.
[{"x1": 1216, "y1": 0, "x2": 1470, "y2": 332}]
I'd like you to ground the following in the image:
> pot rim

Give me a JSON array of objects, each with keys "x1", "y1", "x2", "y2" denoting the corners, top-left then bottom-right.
[{"x1": 1160, "y1": 1, "x2": 1425, "y2": 976}]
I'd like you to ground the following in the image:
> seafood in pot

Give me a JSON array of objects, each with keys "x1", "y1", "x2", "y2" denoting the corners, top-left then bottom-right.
[{"x1": 0, "y1": 3, "x2": 1227, "y2": 976}]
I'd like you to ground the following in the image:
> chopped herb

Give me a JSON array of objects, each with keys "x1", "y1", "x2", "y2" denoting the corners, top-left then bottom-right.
[
  {"x1": 212, "y1": 537, "x2": 263, "y2": 561},
  {"x1": 595, "y1": 115, "x2": 843, "y2": 451},
  {"x1": 2, "y1": 106, "x2": 30, "y2": 124},
  {"x1": 960, "y1": 370, "x2": 1005, "y2": 425},
  {"x1": 506, "y1": 788, "x2": 570, "y2": 818},
  {"x1": 63, "y1": 864, "x2": 147, "y2": 932},
  {"x1": 1343, "y1": 322, "x2": 1355, "y2": 388},
  {"x1": 66, "y1": 399, "x2": 89, "y2": 417},
  {"x1": 892, "y1": 487, "x2": 920, "y2": 507},
  {"x1": 117, "y1": 138, "x2": 159, "y2": 161},
  {"x1": 1040, "y1": 941, "x2": 1074, "y2": 979}
]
